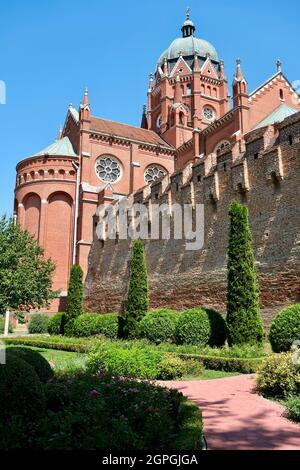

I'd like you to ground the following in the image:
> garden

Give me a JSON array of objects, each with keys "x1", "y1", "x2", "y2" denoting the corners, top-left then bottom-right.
[{"x1": 1, "y1": 200, "x2": 300, "y2": 450}]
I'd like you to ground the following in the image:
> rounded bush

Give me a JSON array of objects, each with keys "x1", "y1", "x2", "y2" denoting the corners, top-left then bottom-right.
[
  {"x1": 204, "y1": 308, "x2": 227, "y2": 347},
  {"x1": 65, "y1": 313, "x2": 118, "y2": 339},
  {"x1": 0, "y1": 317, "x2": 13, "y2": 334},
  {"x1": 0, "y1": 353, "x2": 46, "y2": 421},
  {"x1": 256, "y1": 353, "x2": 300, "y2": 398},
  {"x1": 48, "y1": 313, "x2": 66, "y2": 336},
  {"x1": 7, "y1": 347, "x2": 53, "y2": 383},
  {"x1": 269, "y1": 304, "x2": 300, "y2": 352},
  {"x1": 138, "y1": 309, "x2": 180, "y2": 344},
  {"x1": 157, "y1": 354, "x2": 186, "y2": 380},
  {"x1": 28, "y1": 313, "x2": 49, "y2": 334},
  {"x1": 175, "y1": 308, "x2": 211, "y2": 346}
]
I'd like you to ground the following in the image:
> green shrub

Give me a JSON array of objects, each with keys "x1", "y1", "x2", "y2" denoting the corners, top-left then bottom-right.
[
  {"x1": 48, "y1": 312, "x2": 66, "y2": 336},
  {"x1": 269, "y1": 304, "x2": 300, "y2": 353},
  {"x1": 157, "y1": 354, "x2": 186, "y2": 380},
  {"x1": 226, "y1": 201, "x2": 265, "y2": 345},
  {"x1": 66, "y1": 265, "x2": 83, "y2": 322},
  {"x1": 138, "y1": 309, "x2": 180, "y2": 344},
  {"x1": 0, "y1": 353, "x2": 46, "y2": 422},
  {"x1": 123, "y1": 240, "x2": 149, "y2": 338},
  {"x1": 64, "y1": 313, "x2": 119, "y2": 339},
  {"x1": 286, "y1": 396, "x2": 300, "y2": 422},
  {"x1": 0, "y1": 317, "x2": 13, "y2": 334},
  {"x1": 175, "y1": 308, "x2": 211, "y2": 346},
  {"x1": 34, "y1": 373, "x2": 202, "y2": 450},
  {"x1": 204, "y1": 308, "x2": 227, "y2": 347},
  {"x1": 28, "y1": 313, "x2": 49, "y2": 334},
  {"x1": 256, "y1": 353, "x2": 300, "y2": 398},
  {"x1": 7, "y1": 347, "x2": 53, "y2": 383},
  {"x1": 87, "y1": 347, "x2": 185, "y2": 380}
]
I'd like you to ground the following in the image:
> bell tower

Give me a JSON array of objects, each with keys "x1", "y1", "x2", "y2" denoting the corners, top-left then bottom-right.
[{"x1": 146, "y1": 10, "x2": 230, "y2": 148}]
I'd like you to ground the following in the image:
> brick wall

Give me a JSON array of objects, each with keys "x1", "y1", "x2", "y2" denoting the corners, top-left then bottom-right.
[{"x1": 84, "y1": 115, "x2": 300, "y2": 327}]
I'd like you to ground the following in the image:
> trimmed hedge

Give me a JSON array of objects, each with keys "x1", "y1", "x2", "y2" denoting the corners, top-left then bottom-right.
[
  {"x1": 7, "y1": 347, "x2": 54, "y2": 383},
  {"x1": 138, "y1": 309, "x2": 180, "y2": 344},
  {"x1": 65, "y1": 313, "x2": 119, "y2": 339},
  {"x1": 48, "y1": 313, "x2": 66, "y2": 336},
  {"x1": 175, "y1": 307, "x2": 226, "y2": 347},
  {"x1": 87, "y1": 348, "x2": 186, "y2": 380},
  {"x1": 0, "y1": 353, "x2": 46, "y2": 422},
  {"x1": 28, "y1": 314, "x2": 49, "y2": 334},
  {"x1": 269, "y1": 304, "x2": 300, "y2": 353},
  {"x1": 177, "y1": 353, "x2": 262, "y2": 374}
]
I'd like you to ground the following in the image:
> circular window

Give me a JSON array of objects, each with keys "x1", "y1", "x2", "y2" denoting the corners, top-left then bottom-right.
[
  {"x1": 95, "y1": 156, "x2": 121, "y2": 183},
  {"x1": 144, "y1": 165, "x2": 166, "y2": 184},
  {"x1": 203, "y1": 106, "x2": 215, "y2": 121}
]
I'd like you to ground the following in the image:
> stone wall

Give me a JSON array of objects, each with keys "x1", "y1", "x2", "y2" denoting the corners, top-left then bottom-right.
[{"x1": 84, "y1": 114, "x2": 300, "y2": 327}]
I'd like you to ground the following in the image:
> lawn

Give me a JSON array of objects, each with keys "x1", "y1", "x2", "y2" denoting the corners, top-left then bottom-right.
[{"x1": 6, "y1": 345, "x2": 239, "y2": 380}]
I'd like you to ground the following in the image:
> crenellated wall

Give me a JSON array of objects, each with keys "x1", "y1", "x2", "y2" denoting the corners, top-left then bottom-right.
[{"x1": 84, "y1": 113, "x2": 300, "y2": 326}]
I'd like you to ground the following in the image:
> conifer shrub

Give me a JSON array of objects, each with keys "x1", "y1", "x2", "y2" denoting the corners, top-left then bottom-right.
[
  {"x1": 175, "y1": 308, "x2": 211, "y2": 346},
  {"x1": 28, "y1": 313, "x2": 49, "y2": 334},
  {"x1": 7, "y1": 347, "x2": 54, "y2": 383},
  {"x1": 48, "y1": 312, "x2": 66, "y2": 336},
  {"x1": 138, "y1": 309, "x2": 180, "y2": 344},
  {"x1": 0, "y1": 353, "x2": 46, "y2": 422},
  {"x1": 226, "y1": 200, "x2": 265, "y2": 345},
  {"x1": 269, "y1": 304, "x2": 300, "y2": 352},
  {"x1": 66, "y1": 265, "x2": 84, "y2": 322},
  {"x1": 123, "y1": 240, "x2": 149, "y2": 338}
]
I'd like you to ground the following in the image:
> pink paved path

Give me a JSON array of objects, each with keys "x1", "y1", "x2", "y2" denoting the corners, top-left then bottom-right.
[{"x1": 162, "y1": 375, "x2": 300, "y2": 450}]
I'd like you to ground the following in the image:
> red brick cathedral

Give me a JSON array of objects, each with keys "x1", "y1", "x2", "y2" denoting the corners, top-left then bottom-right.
[{"x1": 14, "y1": 11, "x2": 300, "y2": 311}]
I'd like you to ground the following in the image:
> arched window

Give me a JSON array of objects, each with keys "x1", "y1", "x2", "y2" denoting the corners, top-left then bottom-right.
[
  {"x1": 186, "y1": 83, "x2": 192, "y2": 96},
  {"x1": 214, "y1": 140, "x2": 231, "y2": 155},
  {"x1": 144, "y1": 165, "x2": 167, "y2": 184},
  {"x1": 280, "y1": 89, "x2": 284, "y2": 100}
]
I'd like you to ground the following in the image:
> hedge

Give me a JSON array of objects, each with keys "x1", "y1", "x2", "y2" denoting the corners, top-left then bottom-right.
[
  {"x1": 47, "y1": 313, "x2": 66, "y2": 336},
  {"x1": 138, "y1": 309, "x2": 180, "y2": 344},
  {"x1": 28, "y1": 314, "x2": 49, "y2": 334},
  {"x1": 7, "y1": 347, "x2": 54, "y2": 383},
  {"x1": 65, "y1": 313, "x2": 118, "y2": 339}
]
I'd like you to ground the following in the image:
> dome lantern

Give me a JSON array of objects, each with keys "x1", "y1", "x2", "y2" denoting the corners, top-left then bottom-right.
[{"x1": 181, "y1": 7, "x2": 195, "y2": 38}]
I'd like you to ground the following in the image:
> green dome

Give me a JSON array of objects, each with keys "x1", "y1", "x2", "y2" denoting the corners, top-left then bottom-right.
[
  {"x1": 158, "y1": 36, "x2": 219, "y2": 66},
  {"x1": 157, "y1": 12, "x2": 219, "y2": 67}
]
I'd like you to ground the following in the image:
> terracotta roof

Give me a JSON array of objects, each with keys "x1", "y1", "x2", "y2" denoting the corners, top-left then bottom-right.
[{"x1": 90, "y1": 116, "x2": 173, "y2": 148}]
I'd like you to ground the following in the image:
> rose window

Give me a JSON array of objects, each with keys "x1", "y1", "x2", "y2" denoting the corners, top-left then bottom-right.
[
  {"x1": 95, "y1": 156, "x2": 121, "y2": 183},
  {"x1": 144, "y1": 165, "x2": 166, "y2": 184},
  {"x1": 203, "y1": 106, "x2": 215, "y2": 121}
]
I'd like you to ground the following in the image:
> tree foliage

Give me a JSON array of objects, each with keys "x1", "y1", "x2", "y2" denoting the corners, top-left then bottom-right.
[
  {"x1": 66, "y1": 264, "x2": 84, "y2": 321},
  {"x1": 226, "y1": 201, "x2": 265, "y2": 345},
  {"x1": 0, "y1": 216, "x2": 56, "y2": 312},
  {"x1": 123, "y1": 240, "x2": 149, "y2": 337}
]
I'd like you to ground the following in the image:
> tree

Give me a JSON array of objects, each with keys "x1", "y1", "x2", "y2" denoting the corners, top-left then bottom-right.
[
  {"x1": 226, "y1": 200, "x2": 265, "y2": 345},
  {"x1": 0, "y1": 216, "x2": 56, "y2": 312},
  {"x1": 66, "y1": 264, "x2": 84, "y2": 321},
  {"x1": 123, "y1": 240, "x2": 149, "y2": 337}
]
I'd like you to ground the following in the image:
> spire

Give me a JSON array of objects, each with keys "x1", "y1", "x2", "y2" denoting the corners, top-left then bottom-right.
[
  {"x1": 83, "y1": 86, "x2": 89, "y2": 106},
  {"x1": 181, "y1": 7, "x2": 195, "y2": 38},
  {"x1": 277, "y1": 59, "x2": 282, "y2": 73},
  {"x1": 141, "y1": 105, "x2": 148, "y2": 129},
  {"x1": 148, "y1": 73, "x2": 153, "y2": 93},
  {"x1": 220, "y1": 60, "x2": 226, "y2": 80},
  {"x1": 58, "y1": 125, "x2": 63, "y2": 140},
  {"x1": 233, "y1": 58, "x2": 247, "y2": 83}
]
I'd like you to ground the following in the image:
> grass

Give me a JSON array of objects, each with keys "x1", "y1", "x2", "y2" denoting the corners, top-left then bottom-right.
[{"x1": 6, "y1": 345, "x2": 238, "y2": 380}]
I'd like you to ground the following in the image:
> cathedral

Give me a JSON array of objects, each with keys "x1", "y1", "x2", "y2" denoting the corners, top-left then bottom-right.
[{"x1": 14, "y1": 11, "x2": 300, "y2": 312}]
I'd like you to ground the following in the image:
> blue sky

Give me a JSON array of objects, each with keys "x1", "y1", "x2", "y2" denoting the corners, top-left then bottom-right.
[{"x1": 0, "y1": 0, "x2": 299, "y2": 216}]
